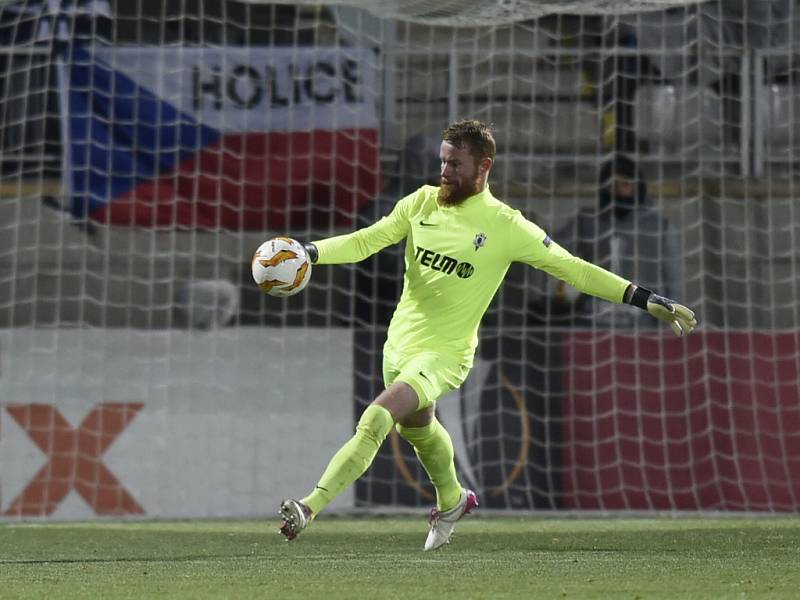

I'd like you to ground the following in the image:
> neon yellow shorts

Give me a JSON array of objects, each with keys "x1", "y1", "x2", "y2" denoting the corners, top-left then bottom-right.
[{"x1": 382, "y1": 343, "x2": 470, "y2": 411}]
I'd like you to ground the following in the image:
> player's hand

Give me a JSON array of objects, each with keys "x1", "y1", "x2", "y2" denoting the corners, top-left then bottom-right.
[
  {"x1": 646, "y1": 294, "x2": 697, "y2": 337},
  {"x1": 301, "y1": 242, "x2": 319, "y2": 263}
]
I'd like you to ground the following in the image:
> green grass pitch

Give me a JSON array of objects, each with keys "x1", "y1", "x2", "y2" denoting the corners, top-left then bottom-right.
[{"x1": 2, "y1": 516, "x2": 799, "y2": 599}]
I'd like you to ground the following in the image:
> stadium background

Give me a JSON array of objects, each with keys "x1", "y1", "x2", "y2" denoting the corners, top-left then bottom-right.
[{"x1": 0, "y1": 0, "x2": 799, "y2": 519}]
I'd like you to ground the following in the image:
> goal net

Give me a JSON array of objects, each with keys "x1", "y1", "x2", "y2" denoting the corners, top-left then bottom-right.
[{"x1": 0, "y1": 0, "x2": 799, "y2": 519}]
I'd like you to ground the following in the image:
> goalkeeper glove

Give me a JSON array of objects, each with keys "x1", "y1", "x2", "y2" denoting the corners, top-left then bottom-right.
[
  {"x1": 302, "y1": 242, "x2": 319, "y2": 264},
  {"x1": 626, "y1": 285, "x2": 697, "y2": 337}
]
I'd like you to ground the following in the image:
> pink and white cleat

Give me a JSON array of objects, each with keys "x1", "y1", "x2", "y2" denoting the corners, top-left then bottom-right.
[
  {"x1": 423, "y1": 488, "x2": 479, "y2": 551},
  {"x1": 278, "y1": 499, "x2": 313, "y2": 541}
]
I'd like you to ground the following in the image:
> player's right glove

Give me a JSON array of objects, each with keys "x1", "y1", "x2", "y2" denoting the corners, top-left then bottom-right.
[
  {"x1": 301, "y1": 242, "x2": 319, "y2": 264},
  {"x1": 627, "y1": 285, "x2": 697, "y2": 337}
]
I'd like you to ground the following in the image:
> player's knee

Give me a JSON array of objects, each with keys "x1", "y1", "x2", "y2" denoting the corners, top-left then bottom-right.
[
  {"x1": 375, "y1": 381, "x2": 421, "y2": 421},
  {"x1": 397, "y1": 405, "x2": 434, "y2": 430},
  {"x1": 355, "y1": 404, "x2": 394, "y2": 444}
]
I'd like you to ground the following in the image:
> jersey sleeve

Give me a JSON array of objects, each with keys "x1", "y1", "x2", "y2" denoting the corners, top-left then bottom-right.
[
  {"x1": 313, "y1": 190, "x2": 416, "y2": 264},
  {"x1": 507, "y1": 211, "x2": 630, "y2": 304}
]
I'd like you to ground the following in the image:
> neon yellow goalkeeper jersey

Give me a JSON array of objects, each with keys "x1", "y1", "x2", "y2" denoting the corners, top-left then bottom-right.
[{"x1": 314, "y1": 185, "x2": 630, "y2": 365}]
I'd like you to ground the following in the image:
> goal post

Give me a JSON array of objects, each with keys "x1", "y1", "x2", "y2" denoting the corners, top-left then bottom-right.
[{"x1": 0, "y1": 0, "x2": 799, "y2": 519}]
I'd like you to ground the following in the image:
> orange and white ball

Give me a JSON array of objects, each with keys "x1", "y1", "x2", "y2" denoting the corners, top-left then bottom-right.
[{"x1": 251, "y1": 237, "x2": 312, "y2": 297}]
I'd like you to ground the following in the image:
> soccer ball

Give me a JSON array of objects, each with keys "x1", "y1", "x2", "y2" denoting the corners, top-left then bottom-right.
[{"x1": 251, "y1": 237, "x2": 312, "y2": 297}]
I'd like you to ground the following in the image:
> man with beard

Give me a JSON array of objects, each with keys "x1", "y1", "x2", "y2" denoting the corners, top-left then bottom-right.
[
  {"x1": 278, "y1": 120, "x2": 696, "y2": 550},
  {"x1": 549, "y1": 154, "x2": 681, "y2": 329}
]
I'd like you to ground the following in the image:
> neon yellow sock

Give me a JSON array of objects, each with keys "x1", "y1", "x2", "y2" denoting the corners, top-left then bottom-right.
[
  {"x1": 396, "y1": 418, "x2": 462, "y2": 511},
  {"x1": 302, "y1": 404, "x2": 394, "y2": 515}
]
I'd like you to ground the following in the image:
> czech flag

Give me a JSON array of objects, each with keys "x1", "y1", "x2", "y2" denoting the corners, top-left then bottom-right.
[{"x1": 59, "y1": 45, "x2": 380, "y2": 230}]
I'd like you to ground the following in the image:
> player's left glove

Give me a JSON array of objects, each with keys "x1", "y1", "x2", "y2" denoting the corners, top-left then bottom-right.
[{"x1": 626, "y1": 285, "x2": 697, "y2": 337}]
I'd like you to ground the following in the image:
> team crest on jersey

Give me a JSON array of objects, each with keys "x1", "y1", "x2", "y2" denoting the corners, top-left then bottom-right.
[{"x1": 473, "y1": 232, "x2": 487, "y2": 251}]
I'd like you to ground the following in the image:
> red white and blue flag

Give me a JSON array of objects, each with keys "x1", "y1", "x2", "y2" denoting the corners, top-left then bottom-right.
[{"x1": 58, "y1": 45, "x2": 380, "y2": 229}]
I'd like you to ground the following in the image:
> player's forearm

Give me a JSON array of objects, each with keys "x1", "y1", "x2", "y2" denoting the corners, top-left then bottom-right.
[
  {"x1": 571, "y1": 259, "x2": 630, "y2": 304},
  {"x1": 529, "y1": 240, "x2": 629, "y2": 303},
  {"x1": 309, "y1": 230, "x2": 386, "y2": 265},
  {"x1": 543, "y1": 249, "x2": 630, "y2": 304},
  {"x1": 306, "y1": 208, "x2": 408, "y2": 265}
]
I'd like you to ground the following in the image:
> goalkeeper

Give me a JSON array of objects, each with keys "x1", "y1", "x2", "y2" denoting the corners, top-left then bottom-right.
[{"x1": 279, "y1": 119, "x2": 696, "y2": 550}]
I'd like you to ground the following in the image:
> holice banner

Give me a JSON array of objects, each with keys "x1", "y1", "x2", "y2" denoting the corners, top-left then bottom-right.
[
  {"x1": 59, "y1": 45, "x2": 380, "y2": 230},
  {"x1": 0, "y1": 328, "x2": 354, "y2": 519}
]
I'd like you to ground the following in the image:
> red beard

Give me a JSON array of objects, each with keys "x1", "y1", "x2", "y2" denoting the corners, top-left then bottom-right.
[{"x1": 437, "y1": 178, "x2": 479, "y2": 206}]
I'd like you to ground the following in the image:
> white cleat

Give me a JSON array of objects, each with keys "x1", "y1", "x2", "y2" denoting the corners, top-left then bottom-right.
[
  {"x1": 423, "y1": 488, "x2": 479, "y2": 551},
  {"x1": 279, "y1": 499, "x2": 312, "y2": 541}
]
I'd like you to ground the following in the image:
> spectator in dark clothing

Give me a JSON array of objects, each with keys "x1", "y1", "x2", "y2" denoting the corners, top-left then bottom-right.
[{"x1": 542, "y1": 155, "x2": 682, "y2": 329}]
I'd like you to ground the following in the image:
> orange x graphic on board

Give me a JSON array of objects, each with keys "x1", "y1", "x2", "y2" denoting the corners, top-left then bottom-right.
[{"x1": 3, "y1": 403, "x2": 145, "y2": 516}]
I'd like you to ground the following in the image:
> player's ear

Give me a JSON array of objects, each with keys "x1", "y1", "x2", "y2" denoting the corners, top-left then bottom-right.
[{"x1": 479, "y1": 157, "x2": 493, "y2": 175}]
